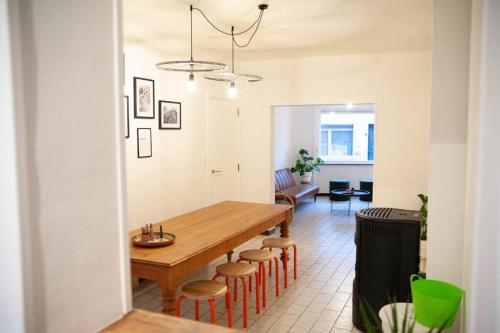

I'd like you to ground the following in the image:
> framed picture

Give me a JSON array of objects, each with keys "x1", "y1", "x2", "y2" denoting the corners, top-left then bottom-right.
[
  {"x1": 159, "y1": 101, "x2": 181, "y2": 130},
  {"x1": 133, "y1": 77, "x2": 155, "y2": 119},
  {"x1": 137, "y1": 128, "x2": 152, "y2": 158},
  {"x1": 124, "y1": 95, "x2": 130, "y2": 138}
]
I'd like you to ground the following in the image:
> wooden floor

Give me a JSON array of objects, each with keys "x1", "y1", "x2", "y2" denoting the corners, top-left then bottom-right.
[{"x1": 133, "y1": 197, "x2": 366, "y2": 332}]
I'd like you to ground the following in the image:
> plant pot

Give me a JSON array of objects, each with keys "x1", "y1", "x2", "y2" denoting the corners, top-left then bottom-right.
[
  {"x1": 419, "y1": 240, "x2": 427, "y2": 273},
  {"x1": 301, "y1": 172, "x2": 312, "y2": 184}
]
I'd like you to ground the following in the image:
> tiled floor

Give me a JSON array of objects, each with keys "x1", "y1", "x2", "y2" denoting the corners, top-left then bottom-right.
[{"x1": 133, "y1": 197, "x2": 367, "y2": 332}]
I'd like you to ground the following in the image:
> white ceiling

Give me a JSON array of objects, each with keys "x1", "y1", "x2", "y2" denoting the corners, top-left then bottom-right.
[{"x1": 123, "y1": 0, "x2": 432, "y2": 61}]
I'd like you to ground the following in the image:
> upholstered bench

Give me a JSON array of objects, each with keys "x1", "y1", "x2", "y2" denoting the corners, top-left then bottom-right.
[{"x1": 275, "y1": 168, "x2": 319, "y2": 205}]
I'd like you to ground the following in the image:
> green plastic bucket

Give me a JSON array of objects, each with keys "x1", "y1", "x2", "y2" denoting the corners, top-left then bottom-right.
[{"x1": 410, "y1": 275, "x2": 464, "y2": 328}]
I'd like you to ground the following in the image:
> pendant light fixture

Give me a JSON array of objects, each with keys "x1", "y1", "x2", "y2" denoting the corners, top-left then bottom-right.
[
  {"x1": 156, "y1": 4, "x2": 268, "y2": 94},
  {"x1": 204, "y1": 26, "x2": 263, "y2": 98},
  {"x1": 156, "y1": 5, "x2": 228, "y2": 91}
]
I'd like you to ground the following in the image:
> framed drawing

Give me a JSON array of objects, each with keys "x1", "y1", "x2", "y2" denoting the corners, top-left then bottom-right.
[
  {"x1": 133, "y1": 77, "x2": 155, "y2": 119},
  {"x1": 124, "y1": 95, "x2": 130, "y2": 138},
  {"x1": 158, "y1": 101, "x2": 181, "y2": 130},
  {"x1": 137, "y1": 128, "x2": 152, "y2": 158}
]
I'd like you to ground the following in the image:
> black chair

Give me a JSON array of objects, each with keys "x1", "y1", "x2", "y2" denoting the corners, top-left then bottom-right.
[
  {"x1": 359, "y1": 180, "x2": 373, "y2": 204},
  {"x1": 329, "y1": 180, "x2": 350, "y2": 211}
]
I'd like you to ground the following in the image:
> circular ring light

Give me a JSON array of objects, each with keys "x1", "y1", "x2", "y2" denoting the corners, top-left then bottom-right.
[
  {"x1": 204, "y1": 72, "x2": 263, "y2": 83},
  {"x1": 156, "y1": 60, "x2": 227, "y2": 73}
]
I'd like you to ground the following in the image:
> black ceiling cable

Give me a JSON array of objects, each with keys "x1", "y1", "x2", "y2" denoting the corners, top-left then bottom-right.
[
  {"x1": 232, "y1": 10, "x2": 263, "y2": 48},
  {"x1": 191, "y1": 4, "x2": 267, "y2": 48}
]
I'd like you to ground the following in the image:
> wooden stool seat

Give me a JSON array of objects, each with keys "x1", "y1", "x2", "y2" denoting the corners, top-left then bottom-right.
[
  {"x1": 262, "y1": 237, "x2": 295, "y2": 249},
  {"x1": 181, "y1": 280, "x2": 227, "y2": 300},
  {"x1": 239, "y1": 249, "x2": 276, "y2": 262},
  {"x1": 216, "y1": 262, "x2": 256, "y2": 278}
]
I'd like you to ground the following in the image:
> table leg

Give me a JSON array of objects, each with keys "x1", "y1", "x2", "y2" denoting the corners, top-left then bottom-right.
[
  {"x1": 226, "y1": 250, "x2": 234, "y2": 263},
  {"x1": 280, "y1": 212, "x2": 291, "y2": 262},
  {"x1": 157, "y1": 269, "x2": 177, "y2": 315},
  {"x1": 348, "y1": 198, "x2": 352, "y2": 216},
  {"x1": 280, "y1": 220, "x2": 289, "y2": 239}
]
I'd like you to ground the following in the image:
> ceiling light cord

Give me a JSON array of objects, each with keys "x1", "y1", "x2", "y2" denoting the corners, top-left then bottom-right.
[
  {"x1": 191, "y1": 6, "x2": 265, "y2": 48},
  {"x1": 190, "y1": 5, "x2": 194, "y2": 61},
  {"x1": 231, "y1": 26, "x2": 235, "y2": 73},
  {"x1": 232, "y1": 10, "x2": 263, "y2": 48}
]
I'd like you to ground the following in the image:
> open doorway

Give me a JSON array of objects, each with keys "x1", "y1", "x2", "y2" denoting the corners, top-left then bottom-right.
[{"x1": 273, "y1": 103, "x2": 375, "y2": 214}]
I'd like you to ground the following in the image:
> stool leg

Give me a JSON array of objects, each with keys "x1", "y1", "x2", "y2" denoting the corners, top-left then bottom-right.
[
  {"x1": 195, "y1": 300, "x2": 200, "y2": 320},
  {"x1": 225, "y1": 277, "x2": 229, "y2": 309},
  {"x1": 240, "y1": 277, "x2": 248, "y2": 328},
  {"x1": 261, "y1": 246, "x2": 272, "y2": 276},
  {"x1": 259, "y1": 262, "x2": 267, "y2": 308},
  {"x1": 269, "y1": 248, "x2": 273, "y2": 276},
  {"x1": 208, "y1": 299, "x2": 216, "y2": 324},
  {"x1": 255, "y1": 271, "x2": 260, "y2": 314},
  {"x1": 227, "y1": 291, "x2": 233, "y2": 328},
  {"x1": 274, "y1": 257, "x2": 280, "y2": 297},
  {"x1": 176, "y1": 295, "x2": 186, "y2": 317},
  {"x1": 234, "y1": 278, "x2": 238, "y2": 302},
  {"x1": 212, "y1": 273, "x2": 220, "y2": 281},
  {"x1": 282, "y1": 248, "x2": 288, "y2": 289},
  {"x1": 293, "y1": 244, "x2": 298, "y2": 280},
  {"x1": 248, "y1": 260, "x2": 252, "y2": 292}
]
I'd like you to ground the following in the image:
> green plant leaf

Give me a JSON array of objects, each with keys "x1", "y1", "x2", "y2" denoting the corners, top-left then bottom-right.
[{"x1": 359, "y1": 298, "x2": 380, "y2": 333}]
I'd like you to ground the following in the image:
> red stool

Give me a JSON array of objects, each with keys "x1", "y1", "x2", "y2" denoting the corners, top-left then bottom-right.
[
  {"x1": 261, "y1": 237, "x2": 297, "y2": 289},
  {"x1": 176, "y1": 280, "x2": 232, "y2": 327},
  {"x1": 212, "y1": 262, "x2": 258, "y2": 328},
  {"x1": 238, "y1": 249, "x2": 279, "y2": 308}
]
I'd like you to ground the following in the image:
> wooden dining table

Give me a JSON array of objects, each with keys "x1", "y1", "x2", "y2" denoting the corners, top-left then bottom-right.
[{"x1": 129, "y1": 200, "x2": 294, "y2": 315}]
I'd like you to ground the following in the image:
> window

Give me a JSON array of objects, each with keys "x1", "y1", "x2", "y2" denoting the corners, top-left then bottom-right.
[
  {"x1": 319, "y1": 104, "x2": 374, "y2": 163},
  {"x1": 321, "y1": 124, "x2": 353, "y2": 157},
  {"x1": 368, "y1": 124, "x2": 374, "y2": 161}
]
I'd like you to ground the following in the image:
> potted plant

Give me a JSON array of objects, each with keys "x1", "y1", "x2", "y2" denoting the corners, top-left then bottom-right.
[
  {"x1": 290, "y1": 149, "x2": 324, "y2": 184},
  {"x1": 417, "y1": 194, "x2": 428, "y2": 274},
  {"x1": 360, "y1": 298, "x2": 448, "y2": 333}
]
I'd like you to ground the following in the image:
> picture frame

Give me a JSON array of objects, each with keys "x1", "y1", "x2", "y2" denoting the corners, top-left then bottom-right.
[
  {"x1": 133, "y1": 77, "x2": 155, "y2": 119},
  {"x1": 137, "y1": 128, "x2": 152, "y2": 158},
  {"x1": 158, "y1": 100, "x2": 181, "y2": 130},
  {"x1": 124, "y1": 95, "x2": 130, "y2": 138}
]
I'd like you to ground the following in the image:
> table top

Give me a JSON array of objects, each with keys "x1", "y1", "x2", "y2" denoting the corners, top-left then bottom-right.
[
  {"x1": 101, "y1": 309, "x2": 237, "y2": 333},
  {"x1": 129, "y1": 201, "x2": 292, "y2": 267},
  {"x1": 330, "y1": 189, "x2": 370, "y2": 196}
]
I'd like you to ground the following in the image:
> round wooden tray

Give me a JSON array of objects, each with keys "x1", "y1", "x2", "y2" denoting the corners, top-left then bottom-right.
[{"x1": 131, "y1": 232, "x2": 175, "y2": 247}]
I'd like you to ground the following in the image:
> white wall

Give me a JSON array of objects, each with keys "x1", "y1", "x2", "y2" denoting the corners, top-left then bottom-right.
[
  {"x1": 274, "y1": 106, "x2": 373, "y2": 193},
  {"x1": 123, "y1": 44, "x2": 226, "y2": 229},
  {"x1": 2, "y1": 0, "x2": 131, "y2": 331},
  {"x1": 464, "y1": 0, "x2": 500, "y2": 331},
  {"x1": 0, "y1": 1, "x2": 26, "y2": 331},
  {"x1": 241, "y1": 50, "x2": 431, "y2": 209},
  {"x1": 274, "y1": 106, "x2": 293, "y2": 170},
  {"x1": 426, "y1": 0, "x2": 471, "y2": 296}
]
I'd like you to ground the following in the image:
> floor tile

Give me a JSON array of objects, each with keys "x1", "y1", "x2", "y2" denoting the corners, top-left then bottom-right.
[{"x1": 285, "y1": 304, "x2": 307, "y2": 316}]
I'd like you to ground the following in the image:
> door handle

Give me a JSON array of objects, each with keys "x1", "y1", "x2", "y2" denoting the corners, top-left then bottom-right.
[{"x1": 211, "y1": 169, "x2": 222, "y2": 174}]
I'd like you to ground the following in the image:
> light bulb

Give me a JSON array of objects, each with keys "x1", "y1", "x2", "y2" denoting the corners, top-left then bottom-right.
[
  {"x1": 187, "y1": 73, "x2": 196, "y2": 92},
  {"x1": 227, "y1": 82, "x2": 238, "y2": 98}
]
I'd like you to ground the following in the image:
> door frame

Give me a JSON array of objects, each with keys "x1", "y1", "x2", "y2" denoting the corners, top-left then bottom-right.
[
  {"x1": 206, "y1": 95, "x2": 241, "y2": 204},
  {"x1": 270, "y1": 95, "x2": 382, "y2": 200}
]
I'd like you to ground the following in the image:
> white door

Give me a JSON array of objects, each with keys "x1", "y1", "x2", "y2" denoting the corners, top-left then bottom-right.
[{"x1": 208, "y1": 98, "x2": 240, "y2": 204}]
